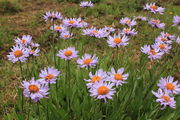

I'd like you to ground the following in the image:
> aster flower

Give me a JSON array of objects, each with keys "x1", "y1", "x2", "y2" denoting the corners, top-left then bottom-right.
[
  {"x1": 158, "y1": 76, "x2": 180, "y2": 95},
  {"x1": 102, "y1": 26, "x2": 116, "y2": 33},
  {"x1": 176, "y1": 36, "x2": 180, "y2": 44},
  {"x1": 155, "y1": 35, "x2": 173, "y2": 44},
  {"x1": 148, "y1": 19, "x2": 165, "y2": 29},
  {"x1": 39, "y1": 67, "x2": 60, "y2": 84},
  {"x1": 63, "y1": 18, "x2": 88, "y2": 28},
  {"x1": 84, "y1": 69, "x2": 108, "y2": 89},
  {"x1": 56, "y1": 47, "x2": 78, "y2": 60},
  {"x1": 152, "y1": 88, "x2": 176, "y2": 109},
  {"x1": 141, "y1": 45, "x2": 164, "y2": 60},
  {"x1": 28, "y1": 47, "x2": 40, "y2": 56},
  {"x1": 7, "y1": 45, "x2": 29, "y2": 63},
  {"x1": 144, "y1": 3, "x2": 165, "y2": 14},
  {"x1": 15, "y1": 35, "x2": 32, "y2": 46},
  {"x1": 107, "y1": 34, "x2": 129, "y2": 48},
  {"x1": 60, "y1": 31, "x2": 73, "y2": 40},
  {"x1": 172, "y1": 15, "x2": 180, "y2": 29},
  {"x1": 121, "y1": 27, "x2": 138, "y2": 36},
  {"x1": 152, "y1": 42, "x2": 171, "y2": 54},
  {"x1": 120, "y1": 17, "x2": 136, "y2": 27},
  {"x1": 43, "y1": 11, "x2": 63, "y2": 22},
  {"x1": 30, "y1": 42, "x2": 40, "y2": 48},
  {"x1": 50, "y1": 24, "x2": 67, "y2": 33},
  {"x1": 77, "y1": 54, "x2": 98, "y2": 68},
  {"x1": 89, "y1": 81, "x2": 116, "y2": 102},
  {"x1": 107, "y1": 67, "x2": 129, "y2": 87},
  {"x1": 22, "y1": 78, "x2": 49, "y2": 102},
  {"x1": 80, "y1": 1, "x2": 94, "y2": 7},
  {"x1": 134, "y1": 16, "x2": 147, "y2": 21}
]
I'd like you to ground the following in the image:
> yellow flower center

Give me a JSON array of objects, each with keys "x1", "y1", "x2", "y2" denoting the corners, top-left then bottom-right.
[
  {"x1": 92, "y1": 30, "x2": 98, "y2": 34},
  {"x1": 124, "y1": 28, "x2": 130, "y2": 32},
  {"x1": 159, "y1": 44, "x2": 165, "y2": 49},
  {"x1": 165, "y1": 83, "x2": 175, "y2": 90},
  {"x1": 64, "y1": 35, "x2": 69, "y2": 38},
  {"x1": 91, "y1": 76, "x2": 101, "y2": 83},
  {"x1": 55, "y1": 26, "x2": 62, "y2": 30},
  {"x1": 45, "y1": 74, "x2": 54, "y2": 80},
  {"x1": 114, "y1": 74, "x2": 123, "y2": 80},
  {"x1": 161, "y1": 96, "x2": 170, "y2": 102},
  {"x1": 14, "y1": 50, "x2": 23, "y2": 57},
  {"x1": 83, "y1": 58, "x2": 92, "y2": 65},
  {"x1": 98, "y1": 86, "x2": 109, "y2": 95},
  {"x1": 29, "y1": 85, "x2": 39, "y2": 93},
  {"x1": 161, "y1": 38, "x2": 167, "y2": 41},
  {"x1": 150, "y1": 49, "x2": 157, "y2": 55},
  {"x1": 113, "y1": 38, "x2": 122, "y2": 44},
  {"x1": 21, "y1": 39, "x2": 26, "y2": 44},
  {"x1": 150, "y1": 5, "x2": 158, "y2": 10},
  {"x1": 69, "y1": 20, "x2": 75, "y2": 24},
  {"x1": 64, "y1": 50, "x2": 72, "y2": 56}
]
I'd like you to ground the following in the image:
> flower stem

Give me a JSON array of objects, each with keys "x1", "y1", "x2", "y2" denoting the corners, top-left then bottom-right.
[{"x1": 19, "y1": 61, "x2": 24, "y2": 112}]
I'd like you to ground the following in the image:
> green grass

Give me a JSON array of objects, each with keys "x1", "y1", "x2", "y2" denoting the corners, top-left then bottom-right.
[{"x1": 0, "y1": 0, "x2": 180, "y2": 119}]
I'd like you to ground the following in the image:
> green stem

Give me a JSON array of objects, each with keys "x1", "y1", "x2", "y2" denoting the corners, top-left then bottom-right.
[{"x1": 19, "y1": 61, "x2": 24, "y2": 112}]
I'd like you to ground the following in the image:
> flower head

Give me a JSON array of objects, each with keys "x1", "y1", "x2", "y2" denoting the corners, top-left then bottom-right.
[
  {"x1": 84, "y1": 69, "x2": 108, "y2": 88},
  {"x1": 107, "y1": 67, "x2": 129, "y2": 87},
  {"x1": 121, "y1": 27, "x2": 137, "y2": 36},
  {"x1": 144, "y1": 3, "x2": 165, "y2": 14},
  {"x1": 172, "y1": 15, "x2": 180, "y2": 29},
  {"x1": 60, "y1": 31, "x2": 73, "y2": 40},
  {"x1": 15, "y1": 35, "x2": 32, "y2": 46},
  {"x1": 134, "y1": 16, "x2": 147, "y2": 21},
  {"x1": 7, "y1": 45, "x2": 29, "y2": 63},
  {"x1": 22, "y1": 78, "x2": 49, "y2": 102},
  {"x1": 80, "y1": 1, "x2": 94, "y2": 7},
  {"x1": 39, "y1": 67, "x2": 60, "y2": 84},
  {"x1": 28, "y1": 47, "x2": 40, "y2": 56},
  {"x1": 89, "y1": 81, "x2": 116, "y2": 102},
  {"x1": 50, "y1": 24, "x2": 67, "y2": 33},
  {"x1": 77, "y1": 54, "x2": 98, "y2": 68},
  {"x1": 56, "y1": 47, "x2": 78, "y2": 60},
  {"x1": 120, "y1": 17, "x2": 136, "y2": 27},
  {"x1": 176, "y1": 36, "x2": 180, "y2": 44},
  {"x1": 148, "y1": 19, "x2": 165, "y2": 29},
  {"x1": 107, "y1": 34, "x2": 129, "y2": 48},
  {"x1": 63, "y1": 18, "x2": 88, "y2": 28},
  {"x1": 158, "y1": 76, "x2": 180, "y2": 95},
  {"x1": 152, "y1": 88, "x2": 176, "y2": 109},
  {"x1": 43, "y1": 11, "x2": 63, "y2": 22}
]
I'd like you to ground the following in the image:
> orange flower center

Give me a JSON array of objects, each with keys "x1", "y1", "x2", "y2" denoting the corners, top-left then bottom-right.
[
  {"x1": 165, "y1": 33, "x2": 170, "y2": 37},
  {"x1": 64, "y1": 35, "x2": 69, "y2": 38},
  {"x1": 125, "y1": 20, "x2": 131, "y2": 24},
  {"x1": 150, "y1": 49, "x2": 157, "y2": 55},
  {"x1": 161, "y1": 96, "x2": 170, "y2": 102},
  {"x1": 150, "y1": 5, "x2": 158, "y2": 10},
  {"x1": 159, "y1": 44, "x2": 165, "y2": 49},
  {"x1": 30, "y1": 50, "x2": 35, "y2": 53},
  {"x1": 113, "y1": 38, "x2": 122, "y2": 44},
  {"x1": 64, "y1": 50, "x2": 72, "y2": 56},
  {"x1": 161, "y1": 38, "x2": 167, "y2": 41},
  {"x1": 91, "y1": 76, "x2": 101, "y2": 83},
  {"x1": 124, "y1": 28, "x2": 130, "y2": 32},
  {"x1": 21, "y1": 39, "x2": 26, "y2": 44},
  {"x1": 165, "y1": 83, "x2": 175, "y2": 90},
  {"x1": 55, "y1": 26, "x2": 62, "y2": 30},
  {"x1": 14, "y1": 50, "x2": 23, "y2": 57},
  {"x1": 114, "y1": 74, "x2": 123, "y2": 80},
  {"x1": 83, "y1": 58, "x2": 92, "y2": 65},
  {"x1": 92, "y1": 30, "x2": 98, "y2": 34},
  {"x1": 153, "y1": 20, "x2": 160, "y2": 24},
  {"x1": 98, "y1": 86, "x2": 109, "y2": 95},
  {"x1": 69, "y1": 20, "x2": 75, "y2": 24},
  {"x1": 29, "y1": 85, "x2": 39, "y2": 93},
  {"x1": 45, "y1": 74, "x2": 54, "y2": 80}
]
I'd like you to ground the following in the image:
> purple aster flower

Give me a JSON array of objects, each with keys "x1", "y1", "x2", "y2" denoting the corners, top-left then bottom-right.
[
  {"x1": 60, "y1": 31, "x2": 73, "y2": 40},
  {"x1": 89, "y1": 81, "x2": 116, "y2": 103},
  {"x1": 148, "y1": 19, "x2": 165, "y2": 29},
  {"x1": 80, "y1": 1, "x2": 94, "y2": 7},
  {"x1": 15, "y1": 35, "x2": 32, "y2": 46},
  {"x1": 56, "y1": 47, "x2": 78, "y2": 60},
  {"x1": 77, "y1": 54, "x2": 98, "y2": 68},
  {"x1": 63, "y1": 18, "x2": 88, "y2": 28},
  {"x1": 28, "y1": 47, "x2": 40, "y2": 56},
  {"x1": 152, "y1": 88, "x2": 176, "y2": 109},
  {"x1": 120, "y1": 17, "x2": 136, "y2": 27},
  {"x1": 39, "y1": 67, "x2": 60, "y2": 84},
  {"x1": 84, "y1": 69, "x2": 108, "y2": 89},
  {"x1": 173, "y1": 15, "x2": 180, "y2": 29},
  {"x1": 107, "y1": 33, "x2": 129, "y2": 48},
  {"x1": 144, "y1": 3, "x2": 165, "y2": 14},
  {"x1": 7, "y1": 45, "x2": 29, "y2": 63},
  {"x1": 152, "y1": 42, "x2": 171, "y2": 54},
  {"x1": 141, "y1": 45, "x2": 164, "y2": 60},
  {"x1": 121, "y1": 27, "x2": 138, "y2": 36},
  {"x1": 43, "y1": 11, "x2": 63, "y2": 22},
  {"x1": 157, "y1": 76, "x2": 180, "y2": 95},
  {"x1": 176, "y1": 36, "x2": 180, "y2": 44},
  {"x1": 107, "y1": 67, "x2": 129, "y2": 87},
  {"x1": 50, "y1": 24, "x2": 67, "y2": 33},
  {"x1": 134, "y1": 16, "x2": 147, "y2": 21},
  {"x1": 22, "y1": 78, "x2": 49, "y2": 102}
]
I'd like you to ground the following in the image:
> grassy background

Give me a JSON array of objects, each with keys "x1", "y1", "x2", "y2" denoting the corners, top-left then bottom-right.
[{"x1": 0, "y1": 0, "x2": 180, "y2": 119}]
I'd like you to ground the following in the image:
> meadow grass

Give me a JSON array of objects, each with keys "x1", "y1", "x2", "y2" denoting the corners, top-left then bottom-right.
[{"x1": 0, "y1": 0, "x2": 180, "y2": 119}]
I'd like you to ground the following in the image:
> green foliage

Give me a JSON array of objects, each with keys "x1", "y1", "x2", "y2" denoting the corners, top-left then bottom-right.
[{"x1": 0, "y1": 0, "x2": 21, "y2": 15}]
